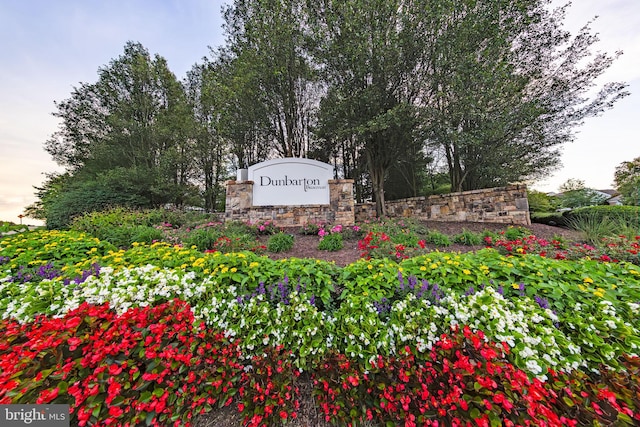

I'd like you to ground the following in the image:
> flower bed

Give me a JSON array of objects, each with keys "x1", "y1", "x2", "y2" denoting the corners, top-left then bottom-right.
[{"x1": 1, "y1": 228, "x2": 640, "y2": 426}]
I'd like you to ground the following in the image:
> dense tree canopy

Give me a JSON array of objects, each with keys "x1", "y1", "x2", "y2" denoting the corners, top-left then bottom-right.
[{"x1": 34, "y1": 1, "x2": 628, "y2": 223}]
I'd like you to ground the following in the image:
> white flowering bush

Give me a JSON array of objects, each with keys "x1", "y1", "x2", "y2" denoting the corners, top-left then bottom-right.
[{"x1": 192, "y1": 286, "x2": 333, "y2": 368}]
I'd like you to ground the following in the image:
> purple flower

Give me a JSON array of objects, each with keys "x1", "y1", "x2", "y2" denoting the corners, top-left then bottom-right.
[{"x1": 534, "y1": 295, "x2": 549, "y2": 310}]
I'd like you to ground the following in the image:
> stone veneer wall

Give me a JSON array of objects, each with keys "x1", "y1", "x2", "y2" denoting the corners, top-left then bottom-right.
[
  {"x1": 355, "y1": 185, "x2": 531, "y2": 225},
  {"x1": 224, "y1": 179, "x2": 355, "y2": 226}
]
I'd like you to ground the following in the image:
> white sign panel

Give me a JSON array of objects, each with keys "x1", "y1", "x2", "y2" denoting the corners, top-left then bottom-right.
[{"x1": 248, "y1": 158, "x2": 334, "y2": 206}]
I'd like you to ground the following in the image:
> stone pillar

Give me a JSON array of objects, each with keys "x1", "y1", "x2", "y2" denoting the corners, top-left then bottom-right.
[
  {"x1": 224, "y1": 180, "x2": 254, "y2": 221},
  {"x1": 329, "y1": 179, "x2": 355, "y2": 226}
]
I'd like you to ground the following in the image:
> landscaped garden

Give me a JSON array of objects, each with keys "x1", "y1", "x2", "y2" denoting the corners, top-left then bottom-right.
[{"x1": 1, "y1": 207, "x2": 640, "y2": 426}]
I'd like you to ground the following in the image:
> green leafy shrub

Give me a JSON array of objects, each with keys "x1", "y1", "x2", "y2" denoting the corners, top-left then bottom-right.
[
  {"x1": 182, "y1": 227, "x2": 224, "y2": 251},
  {"x1": 530, "y1": 211, "x2": 567, "y2": 226},
  {"x1": 252, "y1": 220, "x2": 280, "y2": 235},
  {"x1": 425, "y1": 230, "x2": 451, "y2": 247},
  {"x1": 565, "y1": 205, "x2": 640, "y2": 229},
  {"x1": 300, "y1": 222, "x2": 322, "y2": 235},
  {"x1": 452, "y1": 229, "x2": 482, "y2": 245},
  {"x1": 267, "y1": 232, "x2": 294, "y2": 253},
  {"x1": 318, "y1": 233, "x2": 344, "y2": 251},
  {"x1": 129, "y1": 225, "x2": 164, "y2": 245},
  {"x1": 503, "y1": 225, "x2": 532, "y2": 240}
]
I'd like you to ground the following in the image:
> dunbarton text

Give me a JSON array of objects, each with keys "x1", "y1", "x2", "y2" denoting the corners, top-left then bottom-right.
[{"x1": 259, "y1": 175, "x2": 325, "y2": 192}]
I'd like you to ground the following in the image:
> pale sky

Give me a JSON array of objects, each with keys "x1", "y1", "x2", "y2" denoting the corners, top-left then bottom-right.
[{"x1": 1, "y1": 0, "x2": 638, "y2": 224}]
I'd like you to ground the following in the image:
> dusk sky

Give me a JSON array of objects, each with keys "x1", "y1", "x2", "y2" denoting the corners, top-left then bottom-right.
[{"x1": 1, "y1": 0, "x2": 638, "y2": 224}]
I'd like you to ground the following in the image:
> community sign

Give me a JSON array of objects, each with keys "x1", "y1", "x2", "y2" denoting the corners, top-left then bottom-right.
[{"x1": 248, "y1": 158, "x2": 334, "y2": 206}]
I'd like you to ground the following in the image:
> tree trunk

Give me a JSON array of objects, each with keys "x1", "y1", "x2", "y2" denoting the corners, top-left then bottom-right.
[{"x1": 367, "y1": 150, "x2": 387, "y2": 217}]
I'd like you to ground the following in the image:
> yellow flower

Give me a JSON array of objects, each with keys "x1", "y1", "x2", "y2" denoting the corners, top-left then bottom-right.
[
  {"x1": 221, "y1": 267, "x2": 229, "y2": 273},
  {"x1": 430, "y1": 264, "x2": 438, "y2": 269},
  {"x1": 583, "y1": 277, "x2": 594, "y2": 284},
  {"x1": 367, "y1": 264, "x2": 373, "y2": 270},
  {"x1": 462, "y1": 269, "x2": 471, "y2": 275},
  {"x1": 249, "y1": 262, "x2": 259, "y2": 268},
  {"x1": 578, "y1": 284, "x2": 587, "y2": 291},
  {"x1": 511, "y1": 283, "x2": 520, "y2": 289},
  {"x1": 593, "y1": 288, "x2": 605, "y2": 298},
  {"x1": 420, "y1": 266, "x2": 427, "y2": 271},
  {"x1": 230, "y1": 267, "x2": 237, "y2": 273},
  {"x1": 516, "y1": 248, "x2": 524, "y2": 253}
]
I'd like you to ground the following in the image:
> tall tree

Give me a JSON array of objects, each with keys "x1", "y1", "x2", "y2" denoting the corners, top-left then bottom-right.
[
  {"x1": 308, "y1": 0, "x2": 423, "y2": 215},
  {"x1": 185, "y1": 59, "x2": 230, "y2": 212},
  {"x1": 222, "y1": 0, "x2": 319, "y2": 159},
  {"x1": 422, "y1": 0, "x2": 628, "y2": 191},
  {"x1": 42, "y1": 42, "x2": 194, "y2": 224},
  {"x1": 614, "y1": 156, "x2": 640, "y2": 206}
]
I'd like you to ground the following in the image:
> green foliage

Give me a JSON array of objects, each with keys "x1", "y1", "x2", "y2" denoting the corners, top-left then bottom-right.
[
  {"x1": 318, "y1": 233, "x2": 344, "y2": 252},
  {"x1": 300, "y1": 222, "x2": 322, "y2": 235},
  {"x1": 527, "y1": 190, "x2": 559, "y2": 212},
  {"x1": 251, "y1": 220, "x2": 280, "y2": 235},
  {"x1": 425, "y1": 230, "x2": 451, "y2": 247},
  {"x1": 43, "y1": 178, "x2": 148, "y2": 229},
  {"x1": 267, "y1": 232, "x2": 294, "y2": 253},
  {"x1": 566, "y1": 213, "x2": 618, "y2": 246},
  {"x1": 614, "y1": 156, "x2": 640, "y2": 205},
  {"x1": 530, "y1": 211, "x2": 566, "y2": 226},
  {"x1": 452, "y1": 229, "x2": 483, "y2": 246},
  {"x1": 503, "y1": 226, "x2": 532, "y2": 240},
  {"x1": 0, "y1": 222, "x2": 28, "y2": 234},
  {"x1": 565, "y1": 205, "x2": 640, "y2": 229},
  {"x1": 183, "y1": 227, "x2": 224, "y2": 251}
]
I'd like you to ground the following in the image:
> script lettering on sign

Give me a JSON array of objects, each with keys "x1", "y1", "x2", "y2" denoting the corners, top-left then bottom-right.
[{"x1": 248, "y1": 158, "x2": 334, "y2": 206}]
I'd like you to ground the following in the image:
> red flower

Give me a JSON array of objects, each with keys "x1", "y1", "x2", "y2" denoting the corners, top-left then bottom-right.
[
  {"x1": 108, "y1": 406, "x2": 123, "y2": 417},
  {"x1": 65, "y1": 316, "x2": 82, "y2": 329},
  {"x1": 108, "y1": 363, "x2": 122, "y2": 376},
  {"x1": 36, "y1": 387, "x2": 59, "y2": 404}
]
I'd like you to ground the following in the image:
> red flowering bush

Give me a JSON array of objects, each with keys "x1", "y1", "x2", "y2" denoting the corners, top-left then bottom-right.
[
  {"x1": 545, "y1": 355, "x2": 640, "y2": 426},
  {"x1": 485, "y1": 232, "x2": 640, "y2": 264},
  {"x1": 599, "y1": 234, "x2": 640, "y2": 264},
  {"x1": 0, "y1": 300, "x2": 244, "y2": 426},
  {"x1": 238, "y1": 345, "x2": 301, "y2": 426},
  {"x1": 358, "y1": 231, "x2": 427, "y2": 260},
  {"x1": 312, "y1": 326, "x2": 637, "y2": 427}
]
